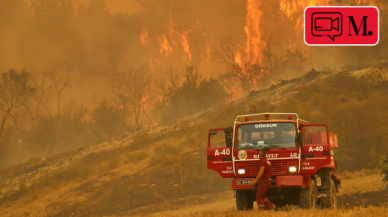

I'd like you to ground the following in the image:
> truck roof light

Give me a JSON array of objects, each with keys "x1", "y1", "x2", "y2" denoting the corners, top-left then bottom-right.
[
  {"x1": 265, "y1": 114, "x2": 270, "y2": 120},
  {"x1": 288, "y1": 115, "x2": 292, "y2": 120},
  {"x1": 245, "y1": 117, "x2": 249, "y2": 122}
]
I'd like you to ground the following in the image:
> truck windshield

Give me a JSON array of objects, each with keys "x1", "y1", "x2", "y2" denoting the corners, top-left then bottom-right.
[{"x1": 236, "y1": 122, "x2": 296, "y2": 150}]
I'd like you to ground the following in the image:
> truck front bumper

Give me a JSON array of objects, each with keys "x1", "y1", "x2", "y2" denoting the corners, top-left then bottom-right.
[
  {"x1": 276, "y1": 175, "x2": 304, "y2": 187},
  {"x1": 232, "y1": 175, "x2": 304, "y2": 190},
  {"x1": 232, "y1": 178, "x2": 254, "y2": 190}
]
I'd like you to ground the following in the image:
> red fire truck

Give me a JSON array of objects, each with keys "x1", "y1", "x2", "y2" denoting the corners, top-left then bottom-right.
[{"x1": 207, "y1": 113, "x2": 341, "y2": 210}]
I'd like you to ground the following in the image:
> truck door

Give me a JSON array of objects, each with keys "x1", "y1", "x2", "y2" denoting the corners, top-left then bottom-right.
[
  {"x1": 300, "y1": 124, "x2": 331, "y2": 175},
  {"x1": 207, "y1": 127, "x2": 234, "y2": 178}
]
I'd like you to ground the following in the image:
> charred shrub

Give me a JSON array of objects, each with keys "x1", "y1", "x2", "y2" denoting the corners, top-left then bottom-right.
[
  {"x1": 305, "y1": 68, "x2": 320, "y2": 81},
  {"x1": 157, "y1": 65, "x2": 227, "y2": 124},
  {"x1": 378, "y1": 155, "x2": 388, "y2": 188},
  {"x1": 90, "y1": 100, "x2": 127, "y2": 143}
]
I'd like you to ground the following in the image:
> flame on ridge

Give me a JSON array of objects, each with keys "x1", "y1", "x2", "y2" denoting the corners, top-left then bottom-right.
[{"x1": 244, "y1": 0, "x2": 262, "y2": 64}]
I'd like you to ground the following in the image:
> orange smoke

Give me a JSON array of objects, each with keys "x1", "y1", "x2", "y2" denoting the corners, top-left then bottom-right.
[
  {"x1": 289, "y1": 41, "x2": 297, "y2": 52},
  {"x1": 140, "y1": 29, "x2": 148, "y2": 45},
  {"x1": 206, "y1": 45, "x2": 211, "y2": 63}
]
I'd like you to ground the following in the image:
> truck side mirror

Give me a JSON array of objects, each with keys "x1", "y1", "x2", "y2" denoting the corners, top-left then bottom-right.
[
  {"x1": 224, "y1": 127, "x2": 233, "y2": 148},
  {"x1": 297, "y1": 132, "x2": 304, "y2": 146},
  {"x1": 209, "y1": 129, "x2": 218, "y2": 135}
]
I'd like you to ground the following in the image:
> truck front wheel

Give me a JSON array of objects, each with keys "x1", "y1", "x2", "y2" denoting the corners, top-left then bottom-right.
[
  {"x1": 299, "y1": 179, "x2": 317, "y2": 209},
  {"x1": 236, "y1": 190, "x2": 253, "y2": 210},
  {"x1": 320, "y1": 179, "x2": 337, "y2": 208}
]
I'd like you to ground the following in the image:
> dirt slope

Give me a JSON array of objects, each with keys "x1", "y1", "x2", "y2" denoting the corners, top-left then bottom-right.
[{"x1": 0, "y1": 63, "x2": 385, "y2": 216}]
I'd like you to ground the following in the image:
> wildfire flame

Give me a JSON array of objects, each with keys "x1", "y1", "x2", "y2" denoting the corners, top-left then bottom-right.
[
  {"x1": 158, "y1": 34, "x2": 173, "y2": 55},
  {"x1": 40, "y1": 158, "x2": 46, "y2": 164},
  {"x1": 244, "y1": 0, "x2": 262, "y2": 64},
  {"x1": 235, "y1": 50, "x2": 242, "y2": 66},
  {"x1": 356, "y1": 0, "x2": 378, "y2": 5},
  {"x1": 279, "y1": 0, "x2": 298, "y2": 19},
  {"x1": 279, "y1": 0, "x2": 330, "y2": 18},
  {"x1": 279, "y1": 0, "x2": 331, "y2": 33},
  {"x1": 180, "y1": 31, "x2": 192, "y2": 62},
  {"x1": 137, "y1": 0, "x2": 380, "y2": 105},
  {"x1": 139, "y1": 8, "x2": 194, "y2": 64}
]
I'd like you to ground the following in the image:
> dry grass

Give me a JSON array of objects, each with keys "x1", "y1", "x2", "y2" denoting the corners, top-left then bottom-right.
[
  {"x1": 339, "y1": 174, "x2": 385, "y2": 196},
  {"x1": 129, "y1": 173, "x2": 387, "y2": 217},
  {"x1": 145, "y1": 206, "x2": 388, "y2": 217},
  {"x1": 341, "y1": 169, "x2": 380, "y2": 180},
  {"x1": 102, "y1": 205, "x2": 388, "y2": 217}
]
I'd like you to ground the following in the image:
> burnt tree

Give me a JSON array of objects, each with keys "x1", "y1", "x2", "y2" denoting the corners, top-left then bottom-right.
[{"x1": 110, "y1": 64, "x2": 153, "y2": 131}]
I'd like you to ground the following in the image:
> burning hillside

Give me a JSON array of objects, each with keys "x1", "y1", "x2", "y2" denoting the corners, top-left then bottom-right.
[
  {"x1": 1, "y1": 0, "x2": 388, "y2": 215},
  {"x1": 1, "y1": 62, "x2": 388, "y2": 216}
]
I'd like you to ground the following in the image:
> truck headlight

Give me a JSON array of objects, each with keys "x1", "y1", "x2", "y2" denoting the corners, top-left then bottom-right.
[
  {"x1": 238, "y1": 169, "x2": 246, "y2": 174},
  {"x1": 289, "y1": 166, "x2": 297, "y2": 173}
]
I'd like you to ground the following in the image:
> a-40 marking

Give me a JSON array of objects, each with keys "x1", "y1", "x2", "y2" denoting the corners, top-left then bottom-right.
[
  {"x1": 214, "y1": 149, "x2": 230, "y2": 156},
  {"x1": 309, "y1": 146, "x2": 323, "y2": 152}
]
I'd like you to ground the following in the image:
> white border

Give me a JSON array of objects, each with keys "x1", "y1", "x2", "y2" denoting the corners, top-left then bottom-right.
[{"x1": 304, "y1": 6, "x2": 380, "y2": 46}]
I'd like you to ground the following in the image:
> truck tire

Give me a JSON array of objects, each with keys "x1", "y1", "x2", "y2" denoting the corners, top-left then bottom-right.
[
  {"x1": 247, "y1": 191, "x2": 254, "y2": 210},
  {"x1": 236, "y1": 191, "x2": 253, "y2": 210},
  {"x1": 271, "y1": 200, "x2": 285, "y2": 210},
  {"x1": 321, "y1": 179, "x2": 337, "y2": 208},
  {"x1": 299, "y1": 179, "x2": 317, "y2": 209}
]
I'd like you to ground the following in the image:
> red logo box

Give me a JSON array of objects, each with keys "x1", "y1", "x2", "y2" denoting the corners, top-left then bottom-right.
[{"x1": 304, "y1": 6, "x2": 379, "y2": 46}]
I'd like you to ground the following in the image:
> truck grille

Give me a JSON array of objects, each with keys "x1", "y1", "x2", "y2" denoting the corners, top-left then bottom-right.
[{"x1": 246, "y1": 161, "x2": 286, "y2": 175}]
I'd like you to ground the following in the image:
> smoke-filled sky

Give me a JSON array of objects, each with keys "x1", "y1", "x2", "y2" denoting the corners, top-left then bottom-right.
[
  {"x1": 76, "y1": 0, "x2": 140, "y2": 14},
  {"x1": 25, "y1": 0, "x2": 141, "y2": 14},
  {"x1": 1, "y1": 0, "x2": 306, "y2": 73},
  {"x1": 0, "y1": 0, "x2": 383, "y2": 106}
]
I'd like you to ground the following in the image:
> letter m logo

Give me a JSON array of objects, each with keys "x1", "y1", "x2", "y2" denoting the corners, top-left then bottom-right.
[{"x1": 348, "y1": 16, "x2": 369, "y2": 36}]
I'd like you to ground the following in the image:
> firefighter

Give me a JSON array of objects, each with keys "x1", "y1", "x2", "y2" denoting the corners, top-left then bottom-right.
[{"x1": 252, "y1": 150, "x2": 276, "y2": 211}]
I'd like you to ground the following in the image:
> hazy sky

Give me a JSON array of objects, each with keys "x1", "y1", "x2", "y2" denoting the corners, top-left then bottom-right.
[
  {"x1": 24, "y1": 0, "x2": 141, "y2": 14},
  {"x1": 76, "y1": 0, "x2": 140, "y2": 14}
]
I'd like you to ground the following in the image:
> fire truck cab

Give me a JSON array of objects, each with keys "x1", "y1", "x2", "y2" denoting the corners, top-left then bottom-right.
[{"x1": 207, "y1": 113, "x2": 341, "y2": 210}]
